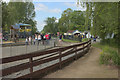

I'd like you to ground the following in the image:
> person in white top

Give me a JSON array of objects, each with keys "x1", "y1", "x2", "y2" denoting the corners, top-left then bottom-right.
[
  {"x1": 25, "y1": 37, "x2": 28, "y2": 45},
  {"x1": 29, "y1": 36, "x2": 32, "y2": 45},
  {"x1": 38, "y1": 34, "x2": 41, "y2": 45},
  {"x1": 35, "y1": 34, "x2": 38, "y2": 40}
]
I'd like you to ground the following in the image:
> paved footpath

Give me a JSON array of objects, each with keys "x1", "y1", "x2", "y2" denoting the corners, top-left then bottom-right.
[{"x1": 44, "y1": 47, "x2": 118, "y2": 78}]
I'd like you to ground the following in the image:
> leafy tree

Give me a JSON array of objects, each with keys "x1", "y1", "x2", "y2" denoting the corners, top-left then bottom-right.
[
  {"x1": 43, "y1": 17, "x2": 58, "y2": 34},
  {"x1": 2, "y1": 2, "x2": 9, "y2": 31},
  {"x1": 58, "y1": 8, "x2": 73, "y2": 32},
  {"x1": 58, "y1": 8, "x2": 86, "y2": 33},
  {"x1": 69, "y1": 10, "x2": 85, "y2": 31},
  {"x1": 2, "y1": 1, "x2": 37, "y2": 34}
]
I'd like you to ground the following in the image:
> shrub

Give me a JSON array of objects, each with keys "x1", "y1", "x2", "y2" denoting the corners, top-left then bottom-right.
[
  {"x1": 99, "y1": 51, "x2": 112, "y2": 65},
  {"x1": 100, "y1": 46, "x2": 120, "y2": 65}
]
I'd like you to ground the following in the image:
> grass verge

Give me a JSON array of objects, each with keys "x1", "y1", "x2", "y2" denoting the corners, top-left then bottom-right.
[
  {"x1": 62, "y1": 38, "x2": 79, "y2": 43},
  {"x1": 92, "y1": 43, "x2": 120, "y2": 66},
  {"x1": 62, "y1": 38, "x2": 89, "y2": 43}
]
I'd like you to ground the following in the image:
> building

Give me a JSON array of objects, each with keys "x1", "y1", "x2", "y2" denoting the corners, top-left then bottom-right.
[{"x1": 10, "y1": 23, "x2": 32, "y2": 42}]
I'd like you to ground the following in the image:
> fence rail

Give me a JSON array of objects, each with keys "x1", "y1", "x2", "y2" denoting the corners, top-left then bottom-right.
[{"x1": 0, "y1": 40, "x2": 91, "y2": 79}]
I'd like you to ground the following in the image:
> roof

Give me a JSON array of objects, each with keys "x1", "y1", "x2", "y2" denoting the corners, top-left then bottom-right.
[
  {"x1": 18, "y1": 23, "x2": 31, "y2": 27},
  {"x1": 11, "y1": 23, "x2": 31, "y2": 29},
  {"x1": 73, "y1": 30, "x2": 81, "y2": 34}
]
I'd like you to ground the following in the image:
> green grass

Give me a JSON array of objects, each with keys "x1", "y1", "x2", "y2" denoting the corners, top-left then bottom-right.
[
  {"x1": 62, "y1": 38, "x2": 80, "y2": 43},
  {"x1": 3, "y1": 38, "x2": 26, "y2": 43},
  {"x1": 82, "y1": 38, "x2": 89, "y2": 42},
  {"x1": 19, "y1": 38, "x2": 26, "y2": 41},
  {"x1": 92, "y1": 43, "x2": 120, "y2": 65},
  {"x1": 62, "y1": 38, "x2": 89, "y2": 43}
]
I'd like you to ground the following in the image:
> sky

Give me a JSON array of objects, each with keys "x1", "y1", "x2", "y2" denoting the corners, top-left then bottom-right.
[{"x1": 34, "y1": 2, "x2": 86, "y2": 31}]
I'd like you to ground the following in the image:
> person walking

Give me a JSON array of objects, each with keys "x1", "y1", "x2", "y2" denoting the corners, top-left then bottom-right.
[
  {"x1": 78, "y1": 34, "x2": 82, "y2": 42},
  {"x1": 33, "y1": 38, "x2": 36, "y2": 45},
  {"x1": 45, "y1": 33, "x2": 49, "y2": 44},
  {"x1": 41, "y1": 33, "x2": 44, "y2": 45},
  {"x1": 59, "y1": 34, "x2": 62, "y2": 42},
  {"x1": 35, "y1": 34, "x2": 38, "y2": 45},
  {"x1": 29, "y1": 36, "x2": 32, "y2": 45},
  {"x1": 38, "y1": 34, "x2": 41, "y2": 45},
  {"x1": 25, "y1": 37, "x2": 28, "y2": 45}
]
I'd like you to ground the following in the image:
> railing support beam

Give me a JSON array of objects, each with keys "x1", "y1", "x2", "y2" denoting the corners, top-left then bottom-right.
[
  {"x1": 59, "y1": 50, "x2": 62, "y2": 69},
  {"x1": 29, "y1": 57, "x2": 33, "y2": 73}
]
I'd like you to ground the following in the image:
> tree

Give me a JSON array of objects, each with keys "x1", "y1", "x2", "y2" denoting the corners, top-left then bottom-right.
[
  {"x1": 58, "y1": 8, "x2": 73, "y2": 33},
  {"x1": 58, "y1": 8, "x2": 86, "y2": 33},
  {"x1": 2, "y1": 2, "x2": 9, "y2": 32},
  {"x1": 43, "y1": 17, "x2": 58, "y2": 34},
  {"x1": 2, "y1": 1, "x2": 37, "y2": 34},
  {"x1": 92, "y1": 2, "x2": 118, "y2": 40},
  {"x1": 69, "y1": 10, "x2": 85, "y2": 31},
  {"x1": 80, "y1": 2, "x2": 118, "y2": 42}
]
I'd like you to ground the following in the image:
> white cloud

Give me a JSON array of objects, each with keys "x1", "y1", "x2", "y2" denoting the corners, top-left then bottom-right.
[
  {"x1": 35, "y1": 3, "x2": 62, "y2": 13},
  {"x1": 36, "y1": 21, "x2": 46, "y2": 31},
  {"x1": 64, "y1": 2, "x2": 86, "y2": 11},
  {"x1": 35, "y1": 3, "x2": 48, "y2": 11},
  {"x1": 64, "y1": 2, "x2": 76, "y2": 7}
]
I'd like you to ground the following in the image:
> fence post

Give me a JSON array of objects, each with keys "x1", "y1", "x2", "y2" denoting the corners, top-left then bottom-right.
[
  {"x1": 59, "y1": 50, "x2": 62, "y2": 69},
  {"x1": 29, "y1": 57, "x2": 33, "y2": 73},
  {"x1": 74, "y1": 47, "x2": 77, "y2": 60},
  {"x1": 87, "y1": 41, "x2": 89, "y2": 50},
  {"x1": 83, "y1": 43, "x2": 84, "y2": 53},
  {"x1": 90, "y1": 40, "x2": 91, "y2": 48}
]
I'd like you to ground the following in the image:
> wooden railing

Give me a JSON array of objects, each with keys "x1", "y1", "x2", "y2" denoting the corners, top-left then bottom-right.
[{"x1": 0, "y1": 40, "x2": 91, "y2": 79}]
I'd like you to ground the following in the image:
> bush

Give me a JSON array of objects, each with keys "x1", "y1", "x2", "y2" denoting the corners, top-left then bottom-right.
[
  {"x1": 100, "y1": 38, "x2": 118, "y2": 48},
  {"x1": 100, "y1": 52, "x2": 112, "y2": 65},
  {"x1": 99, "y1": 46, "x2": 120, "y2": 65}
]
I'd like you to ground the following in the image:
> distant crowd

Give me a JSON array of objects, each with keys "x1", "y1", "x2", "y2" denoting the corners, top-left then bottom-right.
[{"x1": 25, "y1": 33, "x2": 51, "y2": 45}]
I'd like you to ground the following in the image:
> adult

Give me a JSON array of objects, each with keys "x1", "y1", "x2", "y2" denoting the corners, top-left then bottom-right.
[
  {"x1": 35, "y1": 34, "x2": 38, "y2": 45},
  {"x1": 78, "y1": 34, "x2": 82, "y2": 42},
  {"x1": 45, "y1": 33, "x2": 49, "y2": 44},
  {"x1": 41, "y1": 33, "x2": 44, "y2": 45},
  {"x1": 38, "y1": 34, "x2": 41, "y2": 45},
  {"x1": 29, "y1": 36, "x2": 32, "y2": 45},
  {"x1": 59, "y1": 34, "x2": 62, "y2": 42},
  {"x1": 25, "y1": 37, "x2": 28, "y2": 45},
  {"x1": 49, "y1": 34, "x2": 51, "y2": 40}
]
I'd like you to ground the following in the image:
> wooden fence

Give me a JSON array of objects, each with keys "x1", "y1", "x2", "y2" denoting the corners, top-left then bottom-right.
[{"x1": 0, "y1": 40, "x2": 91, "y2": 79}]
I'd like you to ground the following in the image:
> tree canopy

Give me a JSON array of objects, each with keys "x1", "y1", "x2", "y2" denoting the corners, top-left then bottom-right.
[
  {"x1": 2, "y1": 1, "x2": 37, "y2": 34},
  {"x1": 42, "y1": 8, "x2": 86, "y2": 34}
]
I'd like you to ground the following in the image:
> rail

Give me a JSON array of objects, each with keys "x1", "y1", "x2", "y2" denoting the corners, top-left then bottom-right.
[{"x1": 0, "y1": 40, "x2": 91, "y2": 79}]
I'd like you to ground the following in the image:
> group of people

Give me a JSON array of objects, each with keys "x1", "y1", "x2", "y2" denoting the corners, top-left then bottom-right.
[{"x1": 25, "y1": 33, "x2": 51, "y2": 45}]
